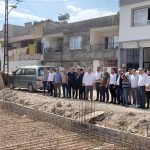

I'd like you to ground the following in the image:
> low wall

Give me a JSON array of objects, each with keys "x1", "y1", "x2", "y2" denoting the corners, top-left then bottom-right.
[{"x1": 0, "y1": 101, "x2": 150, "y2": 150}]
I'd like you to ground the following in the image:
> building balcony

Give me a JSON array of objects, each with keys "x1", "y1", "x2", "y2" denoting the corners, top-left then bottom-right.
[
  {"x1": 44, "y1": 47, "x2": 63, "y2": 53},
  {"x1": 90, "y1": 43, "x2": 118, "y2": 51},
  {"x1": 8, "y1": 47, "x2": 43, "y2": 61},
  {"x1": 44, "y1": 48, "x2": 117, "y2": 62}
]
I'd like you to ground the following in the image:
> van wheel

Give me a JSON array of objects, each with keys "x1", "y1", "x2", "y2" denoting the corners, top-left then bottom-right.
[
  {"x1": 28, "y1": 84, "x2": 34, "y2": 93},
  {"x1": 10, "y1": 83, "x2": 14, "y2": 90}
]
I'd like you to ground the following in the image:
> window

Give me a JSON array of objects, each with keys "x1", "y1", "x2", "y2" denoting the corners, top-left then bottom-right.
[
  {"x1": 70, "y1": 36, "x2": 82, "y2": 50},
  {"x1": 105, "y1": 36, "x2": 118, "y2": 49},
  {"x1": 133, "y1": 8, "x2": 150, "y2": 26},
  {"x1": 15, "y1": 69, "x2": 22, "y2": 75},
  {"x1": 126, "y1": 49, "x2": 139, "y2": 70},
  {"x1": 22, "y1": 69, "x2": 28, "y2": 75},
  {"x1": 28, "y1": 69, "x2": 36, "y2": 75}
]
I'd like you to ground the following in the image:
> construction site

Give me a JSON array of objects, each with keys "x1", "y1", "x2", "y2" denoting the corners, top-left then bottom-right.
[{"x1": 0, "y1": 88, "x2": 149, "y2": 150}]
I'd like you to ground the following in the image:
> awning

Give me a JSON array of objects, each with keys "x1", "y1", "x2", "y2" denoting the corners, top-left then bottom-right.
[
  {"x1": 140, "y1": 40, "x2": 150, "y2": 47},
  {"x1": 122, "y1": 42, "x2": 138, "y2": 49},
  {"x1": 9, "y1": 35, "x2": 41, "y2": 43}
]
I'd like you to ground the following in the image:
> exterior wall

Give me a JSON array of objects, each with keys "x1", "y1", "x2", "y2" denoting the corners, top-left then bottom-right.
[
  {"x1": 8, "y1": 24, "x2": 29, "y2": 38},
  {"x1": 44, "y1": 14, "x2": 119, "y2": 36},
  {"x1": 9, "y1": 60, "x2": 41, "y2": 72},
  {"x1": 119, "y1": 1, "x2": 150, "y2": 42},
  {"x1": 90, "y1": 31, "x2": 103, "y2": 45},
  {"x1": 90, "y1": 26, "x2": 119, "y2": 45},
  {"x1": 43, "y1": 15, "x2": 119, "y2": 70},
  {"x1": 120, "y1": 0, "x2": 149, "y2": 6},
  {"x1": 31, "y1": 20, "x2": 59, "y2": 37},
  {"x1": 63, "y1": 30, "x2": 90, "y2": 51}
]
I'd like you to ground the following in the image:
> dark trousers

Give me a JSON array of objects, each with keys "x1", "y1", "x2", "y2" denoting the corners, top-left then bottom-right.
[
  {"x1": 146, "y1": 91, "x2": 150, "y2": 108},
  {"x1": 137, "y1": 86, "x2": 146, "y2": 109},
  {"x1": 48, "y1": 81, "x2": 54, "y2": 96},
  {"x1": 123, "y1": 88, "x2": 129, "y2": 106},
  {"x1": 95, "y1": 82, "x2": 100, "y2": 100},
  {"x1": 68, "y1": 83, "x2": 75, "y2": 98},
  {"x1": 100, "y1": 86, "x2": 109, "y2": 102},
  {"x1": 131, "y1": 88, "x2": 138, "y2": 105},
  {"x1": 116, "y1": 86, "x2": 123, "y2": 104},
  {"x1": 75, "y1": 85, "x2": 80, "y2": 98},
  {"x1": 62, "y1": 83, "x2": 68, "y2": 97},
  {"x1": 109, "y1": 84, "x2": 116, "y2": 103},
  {"x1": 79, "y1": 86, "x2": 85, "y2": 99},
  {"x1": 85, "y1": 86, "x2": 93, "y2": 100},
  {"x1": 43, "y1": 81, "x2": 47, "y2": 94}
]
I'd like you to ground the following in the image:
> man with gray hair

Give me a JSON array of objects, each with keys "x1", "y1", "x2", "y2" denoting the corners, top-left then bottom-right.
[
  {"x1": 82, "y1": 67, "x2": 95, "y2": 101},
  {"x1": 130, "y1": 69, "x2": 139, "y2": 107},
  {"x1": 138, "y1": 68, "x2": 148, "y2": 109}
]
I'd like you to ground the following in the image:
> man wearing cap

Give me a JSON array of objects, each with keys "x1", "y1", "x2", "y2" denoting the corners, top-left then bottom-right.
[{"x1": 138, "y1": 68, "x2": 148, "y2": 109}]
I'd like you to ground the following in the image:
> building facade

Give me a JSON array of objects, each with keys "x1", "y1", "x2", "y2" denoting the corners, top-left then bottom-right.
[
  {"x1": 119, "y1": 0, "x2": 150, "y2": 69},
  {"x1": 0, "y1": 15, "x2": 119, "y2": 72},
  {"x1": 0, "y1": 20, "x2": 59, "y2": 72},
  {"x1": 42, "y1": 14, "x2": 119, "y2": 71}
]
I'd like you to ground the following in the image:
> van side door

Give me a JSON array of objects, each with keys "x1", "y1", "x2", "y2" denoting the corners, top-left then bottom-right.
[
  {"x1": 13, "y1": 68, "x2": 22, "y2": 88},
  {"x1": 20, "y1": 68, "x2": 29, "y2": 88}
]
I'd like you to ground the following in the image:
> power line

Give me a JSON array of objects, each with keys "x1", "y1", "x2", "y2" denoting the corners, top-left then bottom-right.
[{"x1": 23, "y1": 0, "x2": 76, "y2": 4}]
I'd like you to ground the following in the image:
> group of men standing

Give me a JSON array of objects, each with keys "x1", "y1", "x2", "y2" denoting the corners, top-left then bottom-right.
[
  {"x1": 42, "y1": 66, "x2": 150, "y2": 109},
  {"x1": 42, "y1": 67, "x2": 85, "y2": 99}
]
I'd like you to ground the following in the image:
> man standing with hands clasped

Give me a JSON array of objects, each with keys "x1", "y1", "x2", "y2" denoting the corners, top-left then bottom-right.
[
  {"x1": 82, "y1": 67, "x2": 95, "y2": 101},
  {"x1": 95, "y1": 66, "x2": 102, "y2": 101}
]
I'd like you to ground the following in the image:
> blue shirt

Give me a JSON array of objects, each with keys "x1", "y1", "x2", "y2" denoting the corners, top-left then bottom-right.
[
  {"x1": 130, "y1": 74, "x2": 139, "y2": 88},
  {"x1": 54, "y1": 73, "x2": 62, "y2": 83}
]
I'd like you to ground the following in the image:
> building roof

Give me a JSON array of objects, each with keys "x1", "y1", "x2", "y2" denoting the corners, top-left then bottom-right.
[
  {"x1": 120, "y1": 0, "x2": 150, "y2": 6},
  {"x1": 9, "y1": 35, "x2": 41, "y2": 43},
  {"x1": 44, "y1": 14, "x2": 119, "y2": 36}
]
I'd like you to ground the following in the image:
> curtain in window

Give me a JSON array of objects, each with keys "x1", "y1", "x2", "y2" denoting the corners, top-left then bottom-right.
[
  {"x1": 134, "y1": 8, "x2": 148, "y2": 26},
  {"x1": 70, "y1": 36, "x2": 82, "y2": 49}
]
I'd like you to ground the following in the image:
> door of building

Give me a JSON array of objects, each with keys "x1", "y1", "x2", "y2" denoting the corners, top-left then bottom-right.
[
  {"x1": 144, "y1": 48, "x2": 150, "y2": 69},
  {"x1": 126, "y1": 49, "x2": 139, "y2": 70}
]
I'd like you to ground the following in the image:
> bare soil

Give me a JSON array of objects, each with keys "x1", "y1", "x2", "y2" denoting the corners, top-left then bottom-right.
[
  {"x1": 0, "y1": 89, "x2": 150, "y2": 137},
  {"x1": 0, "y1": 105, "x2": 127, "y2": 150}
]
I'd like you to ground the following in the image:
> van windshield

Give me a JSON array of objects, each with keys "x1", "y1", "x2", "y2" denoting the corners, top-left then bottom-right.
[{"x1": 38, "y1": 67, "x2": 54, "y2": 76}]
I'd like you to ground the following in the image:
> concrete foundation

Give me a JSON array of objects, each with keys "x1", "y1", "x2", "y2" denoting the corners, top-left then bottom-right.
[{"x1": 0, "y1": 101, "x2": 150, "y2": 150}]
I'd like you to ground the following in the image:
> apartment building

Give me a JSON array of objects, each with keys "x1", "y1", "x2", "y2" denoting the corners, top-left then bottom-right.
[
  {"x1": 0, "y1": 20, "x2": 59, "y2": 72},
  {"x1": 119, "y1": 0, "x2": 150, "y2": 69},
  {"x1": 42, "y1": 14, "x2": 119, "y2": 71}
]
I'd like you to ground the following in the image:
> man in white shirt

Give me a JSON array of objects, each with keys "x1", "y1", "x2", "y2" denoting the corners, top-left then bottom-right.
[
  {"x1": 116, "y1": 68, "x2": 123, "y2": 104},
  {"x1": 109, "y1": 68, "x2": 117, "y2": 104},
  {"x1": 138, "y1": 68, "x2": 148, "y2": 109},
  {"x1": 95, "y1": 67, "x2": 102, "y2": 101},
  {"x1": 145, "y1": 70, "x2": 150, "y2": 109},
  {"x1": 47, "y1": 68, "x2": 55, "y2": 96},
  {"x1": 82, "y1": 67, "x2": 95, "y2": 101},
  {"x1": 130, "y1": 69, "x2": 139, "y2": 107}
]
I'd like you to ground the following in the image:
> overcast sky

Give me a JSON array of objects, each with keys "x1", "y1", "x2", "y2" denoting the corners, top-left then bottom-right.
[{"x1": 0, "y1": 0, "x2": 119, "y2": 30}]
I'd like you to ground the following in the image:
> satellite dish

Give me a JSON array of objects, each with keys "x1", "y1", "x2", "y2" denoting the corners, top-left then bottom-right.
[{"x1": 58, "y1": 13, "x2": 70, "y2": 21}]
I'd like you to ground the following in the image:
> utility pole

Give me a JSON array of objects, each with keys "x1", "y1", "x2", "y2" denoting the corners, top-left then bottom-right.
[
  {"x1": 3, "y1": 0, "x2": 23, "y2": 86},
  {"x1": 3, "y1": 0, "x2": 9, "y2": 86}
]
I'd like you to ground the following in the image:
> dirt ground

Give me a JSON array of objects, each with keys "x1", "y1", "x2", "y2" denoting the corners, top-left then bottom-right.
[
  {"x1": 0, "y1": 89, "x2": 150, "y2": 137},
  {"x1": 0, "y1": 105, "x2": 127, "y2": 150}
]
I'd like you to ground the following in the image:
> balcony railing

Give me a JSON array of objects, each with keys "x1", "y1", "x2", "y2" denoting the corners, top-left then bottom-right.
[
  {"x1": 90, "y1": 43, "x2": 118, "y2": 51},
  {"x1": 44, "y1": 47, "x2": 63, "y2": 53}
]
